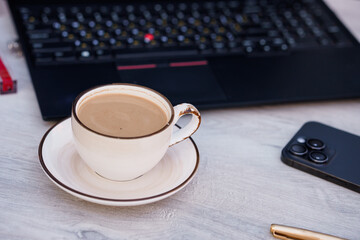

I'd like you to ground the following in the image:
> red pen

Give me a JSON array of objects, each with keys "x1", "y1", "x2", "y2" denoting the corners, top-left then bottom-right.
[{"x1": 0, "y1": 57, "x2": 17, "y2": 94}]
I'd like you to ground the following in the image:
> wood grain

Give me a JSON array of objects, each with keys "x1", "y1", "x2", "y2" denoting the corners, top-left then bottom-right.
[{"x1": 0, "y1": 0, "x2": 360, "y2": 239}]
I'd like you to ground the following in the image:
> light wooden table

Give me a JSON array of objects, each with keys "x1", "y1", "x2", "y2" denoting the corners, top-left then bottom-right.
[{"x1": 0, "y1": 0, "x2": 359, "y2": 239}]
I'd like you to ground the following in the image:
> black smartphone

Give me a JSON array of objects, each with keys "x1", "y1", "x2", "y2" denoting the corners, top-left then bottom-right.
[{"x1": 281, "y1": 121, "x2": 360, "y2": 193}]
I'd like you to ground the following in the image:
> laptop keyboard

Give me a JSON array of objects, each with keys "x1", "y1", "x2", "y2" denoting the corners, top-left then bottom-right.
[{"x1": 18, "y1": 0, "x2": 356, "y2": 65}]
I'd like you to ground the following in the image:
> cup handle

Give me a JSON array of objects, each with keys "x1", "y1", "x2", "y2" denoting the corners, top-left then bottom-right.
[{"x1": 169, "y1": 103, "x2": 201, "y2": 147}]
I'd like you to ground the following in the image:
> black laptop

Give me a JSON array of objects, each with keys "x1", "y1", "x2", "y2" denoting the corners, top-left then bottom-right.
[{"x1": 7, "y1": 0, "x2": 360, "y2": 120}]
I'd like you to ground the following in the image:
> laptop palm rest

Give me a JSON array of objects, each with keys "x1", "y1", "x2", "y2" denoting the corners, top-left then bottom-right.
[{"x1": 117, "y1": 61, "x2": 227, "y2": 105}]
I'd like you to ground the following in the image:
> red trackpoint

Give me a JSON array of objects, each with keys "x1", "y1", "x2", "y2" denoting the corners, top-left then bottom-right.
[{"x1": 144, "y1": 33, "x2": 154, "y2": 43}]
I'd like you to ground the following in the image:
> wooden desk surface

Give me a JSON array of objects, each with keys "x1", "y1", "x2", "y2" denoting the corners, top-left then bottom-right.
[{"x1": 0, "y1": 0, "x2": 359, "y2": 239}]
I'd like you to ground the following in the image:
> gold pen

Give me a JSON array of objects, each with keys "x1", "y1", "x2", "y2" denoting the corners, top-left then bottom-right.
[{"x1": 270, "y1": 224, "x2": 347, "y2": 240}]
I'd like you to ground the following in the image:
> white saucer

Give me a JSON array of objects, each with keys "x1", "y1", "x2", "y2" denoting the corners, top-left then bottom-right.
[{"x1": 38, "y1": 118, "x2": 199, "y2": 206}]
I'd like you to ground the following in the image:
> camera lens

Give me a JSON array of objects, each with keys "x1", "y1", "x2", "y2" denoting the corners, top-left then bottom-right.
[
  {"x1": 289, "y1": 144, "x2": 308, "y2": 156},
  {"x1": 309, "y1": 151, "x2": 328, "y2": 163},
  {"x1": 306, "y1": 139, "x2": 325, "y2": 150}
]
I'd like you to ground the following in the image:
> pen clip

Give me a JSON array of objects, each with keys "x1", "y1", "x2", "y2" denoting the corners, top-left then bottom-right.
[{"x1": 272, "y1": 229, "x2": 297, "y2": 240}]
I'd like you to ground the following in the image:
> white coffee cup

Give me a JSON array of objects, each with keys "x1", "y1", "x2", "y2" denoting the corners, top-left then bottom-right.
[{"x1": 71, "y1": 84, "x2": 201, "y2": 181}]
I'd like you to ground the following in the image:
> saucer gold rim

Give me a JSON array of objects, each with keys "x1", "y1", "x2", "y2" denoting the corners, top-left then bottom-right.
[{"x1": 38, "y1": 117, "x2": 199, "y2": 204}]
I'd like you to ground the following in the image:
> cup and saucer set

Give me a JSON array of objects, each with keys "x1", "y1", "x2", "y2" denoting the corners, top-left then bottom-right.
[{"x1": 38, "y1": 84, "x2": 201, "y2": 206}]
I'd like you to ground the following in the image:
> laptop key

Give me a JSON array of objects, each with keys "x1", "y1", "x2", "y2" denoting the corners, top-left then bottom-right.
[
  {"x1": 213, "y1": 42, "x2": 225, "y2": 50},
  {"x1": 28, "y1": 32, "x2": 54, "y2": 40},
  {"x1": 242, "y1": 39, "x2": 255, "y2": 47},
  {"x1": 228, "y1": 41, "x2": 238, "y2": 48},
  {"x1": 26, "y1": 25, "x2": 53, "y2": 34},
  {"x1": 318, "y1": 38, "x2": 332, "y2": 46},
  {"x1": 244, "y1": 46, "x2": 254, "y2": 54},
  {"x1": 34, "y1": 52, "x2": 53, "y2": 63},
  {"x1": 41, "y1": 15, "x2": 50, "y2": 25},
  {"x1": 229, "y1": 47, "x2": 243, "y2": 54},
  {"x1": 96, "y1": 49, "x2": 112, "y2": 59},
  {"x1": 268, "y1": 30, "x2": 280, "y2": 38},
  {"x1": 129, "y1": 39, "x2": 143, "y2": 48},
  {"x1": 78, "y1": 50, "x2": 94, "y2": 60},
  {"x1": 280, "y1": 44, "x2": 289, "y2": 51},
  {"x1": 29, "y1": 38, "x2": 61, "y2": 44},
  {"x1": 146, "y1": 40, "x2": 161, "y2": 48},
  {"x1": 292, "y1": 38, "x2": 319, "y2": 49},
  {"x1": 328, "y1": 32, "x2": 352, "y2": 46},
  {"x1": 55, "y1": 51, "x2": 76, "y2": 62},
  {"x1": 262, "y1": 45, "x2": 271, "y2": 53},
  {"x1": 246, "y1": 28, "x2": 268, "y2": 37},
  {"x1": 32, "y1": 42, "x2": 73, "y2": 53}
]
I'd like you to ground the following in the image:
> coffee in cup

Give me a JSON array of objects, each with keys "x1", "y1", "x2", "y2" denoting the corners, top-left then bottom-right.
[{"x1": 77, "y1": 92, "x2": 168, "y2": 138}]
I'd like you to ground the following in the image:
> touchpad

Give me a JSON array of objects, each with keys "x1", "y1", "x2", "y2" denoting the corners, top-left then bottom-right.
[{"x1": 117, "y1": 62, "x2": 227, "y2": 105}]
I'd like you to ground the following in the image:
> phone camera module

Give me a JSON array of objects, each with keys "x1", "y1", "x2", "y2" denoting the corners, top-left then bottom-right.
[
  {"x1": 306, "y1": 139, "x2": 325, "y2": 150},
  {"x1": 309, "y1": 151, "x2": 328, "y2": 163},
  {"x1": 289, "y1": 144, "x2": 308, "y2": 156}
]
